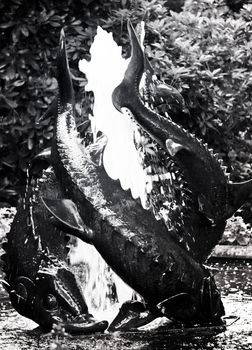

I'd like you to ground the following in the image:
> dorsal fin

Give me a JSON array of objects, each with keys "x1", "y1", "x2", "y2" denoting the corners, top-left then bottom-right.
[{"x1": 57, "y1": 28, "x2": 74, "y2": 109}]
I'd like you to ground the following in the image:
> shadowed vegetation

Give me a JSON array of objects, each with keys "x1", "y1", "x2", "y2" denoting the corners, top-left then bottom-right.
[{"x1": 0, "y1": 0, "x2": 251, "y2": 225}]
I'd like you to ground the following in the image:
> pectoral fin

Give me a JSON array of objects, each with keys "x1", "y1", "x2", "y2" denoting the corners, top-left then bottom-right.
[
  {"x1": 30, "y1": 148, "x2": 52, "y2": 174},
  {"x1": 157, "y1": 293, "x2": 196, "y2": 322},
  {"x1": 41, "y1": 197, "x2": 93, "y2": 243},
  {"x1": 201, "y1": 276, "x2": 224, "y2": 319}
]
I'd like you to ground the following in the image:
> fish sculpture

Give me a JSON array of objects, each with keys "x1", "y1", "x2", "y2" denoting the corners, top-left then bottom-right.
[
  {"x1": 78, "y1": 25, "x2": 209, "y2": 264},
  {"x1": 112, "y1": 21, "x2": 252, "y2": 262},
  {"x1": 43, "y1": 28, "x2": 226, "y2": 330},
  {"x1": 1, "y1": 164, "x2": 108, "y2": 334}
]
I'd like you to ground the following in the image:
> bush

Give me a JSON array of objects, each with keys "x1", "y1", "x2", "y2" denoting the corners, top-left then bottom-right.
[
  {"x1": 0, "y1": 0, "x2": 251, "y2": 216},
  {"x1": 0, "y1": 0, "x2": 100, "y2": 203}
]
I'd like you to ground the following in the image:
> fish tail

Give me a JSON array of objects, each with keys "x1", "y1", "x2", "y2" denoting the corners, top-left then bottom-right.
[{"x1": 57, "y1": 29, "x2": 74, "y2": 111}]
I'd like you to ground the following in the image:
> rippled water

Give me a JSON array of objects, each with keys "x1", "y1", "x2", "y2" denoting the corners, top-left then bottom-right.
[{"x1": 0, "y1": 259, "x2": 252, "y2": 350}]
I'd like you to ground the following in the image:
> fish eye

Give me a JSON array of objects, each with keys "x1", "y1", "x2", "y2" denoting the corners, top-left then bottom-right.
[{"x1": 43, "y1": 294, "x2": 58, "y2": 310}]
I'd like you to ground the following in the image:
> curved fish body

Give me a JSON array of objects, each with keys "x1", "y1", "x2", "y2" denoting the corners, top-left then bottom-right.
[
  {"x1": 45, "y1": 29, "x2": 225, "y2": 326},
  {"x1": 112, "y1": 21, "x2": 252, "y2": 261},
  {"x1": 1, "y1": 165, "x2": 108, "y2": 334}
]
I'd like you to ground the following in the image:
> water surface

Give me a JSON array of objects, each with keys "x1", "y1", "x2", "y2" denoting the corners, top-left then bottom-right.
[{"x1": 0, "y1": 259, "x2": 251, "y2": 349}]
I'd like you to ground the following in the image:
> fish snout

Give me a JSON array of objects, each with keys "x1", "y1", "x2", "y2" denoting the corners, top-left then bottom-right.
[
  {"x1": 58, "y1": 314, "x2": 108, "y2": 335},
  {"x1": 34, "y1": 267, "x2": 109, "y2": 334}
]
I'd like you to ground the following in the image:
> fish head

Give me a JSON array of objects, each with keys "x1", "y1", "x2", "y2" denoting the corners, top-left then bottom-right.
[{"x1": 7, "y1": 251, "x2": 107, "y2": 333}]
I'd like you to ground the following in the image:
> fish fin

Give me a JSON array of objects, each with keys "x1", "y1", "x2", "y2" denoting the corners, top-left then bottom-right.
[
  {"x1": 108, "y1": 300, "x2": 158, "y2": 331},
  {"x1": 201, "y1": 276, "x2": 224, "y2": 319},
  {"x1": 165, "y1": 139, "x2": 186, "y2": 156},
  {"x1": 1, "y1": 278, "x2": 10, "y2": 292},
  {"x1": 41, "y1": 197, "x2": 93, "y2": 243},
  {"x1": 157, "y1": 293, "x2": 196, "y2": 321},
  {"x1": 227, "y1": 180, "x2": 252, "y2": 218},
  {"x1": 29, "y1": 147, "x2": 52, "y2": 175}
]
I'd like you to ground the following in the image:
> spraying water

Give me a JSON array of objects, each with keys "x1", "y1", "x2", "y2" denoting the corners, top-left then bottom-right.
[
  {"x1": 75, "y1": 26, "x2": 154, "y2": 323},
  {"x1": 69, "y1": 240, "x2": 134, "y2": 323},
  {"x1": 79, "y1": 27, "x2": 150, "y2": 208}
]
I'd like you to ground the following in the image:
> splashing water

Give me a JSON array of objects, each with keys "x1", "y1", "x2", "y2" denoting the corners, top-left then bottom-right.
[
  {"x1": 78, "y1": 26, "x2": 157, "y2": 323},
  {"x1": 69, "y1": 240, "x2": 134, "y2": 323},
  {"x1": 79, "y1": 27, "x2": 149, "y2": 208},
  {"x1": 78, "y1": 27, "x2": 154, "y2": 322}
]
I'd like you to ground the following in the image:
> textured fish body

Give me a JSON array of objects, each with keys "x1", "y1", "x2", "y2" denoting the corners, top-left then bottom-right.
[{"x1": 112, "y1": 21, "x2": 252, "y2": 262}]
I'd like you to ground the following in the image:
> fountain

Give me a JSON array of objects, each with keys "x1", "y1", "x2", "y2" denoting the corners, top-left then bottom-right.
[{"x1": 1, "y1": 21, "x2": 252, "y2": 350}]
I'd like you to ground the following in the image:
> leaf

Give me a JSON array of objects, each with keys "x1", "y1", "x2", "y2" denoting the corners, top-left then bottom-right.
[
  {"x1": 30, "y1": 60, "x2": 40, "y2": 71},
  {"x1": 13, "y1": 80, "x2": 25, "y2": 87},
  {"x1": 46, "y1": 77, "x2": 57, "y2": 91},
  {"x1": 237, "y1": 236, "x2": 250, "y2": 246},
  {"x1": 0, "y1": 95, "x2": 18, "y2": 109},
  {"x1": 43, "y1": 132, "x2": 53, "y2": 140},
  {"x1": 0, "y1": 21, "x2": 16, "y2": 29},
  {"x1": 21, "y1": 26, "x2": 29, "y2": 37},
  {"x1": 6, "y1": 65, "x2": 16, "y2": 80},
  {"x1": 28, "y1": 137, "x2": 34, "y2": 150},
  {"x1": 0, "y1": 189, "x2": 18, "y2": 199},
  {"x1": 27, "y1": 103, "x2": 37, "y2": 116},
  {"x1": 50, "y1": 21, "x2": 61, "y2": 28}
]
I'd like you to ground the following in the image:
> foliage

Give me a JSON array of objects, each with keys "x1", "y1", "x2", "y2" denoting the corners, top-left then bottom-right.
[
  {"x1": 101, "y1": 0, "x2": 252, "y2": 219},
  {"x1": 0, "y1": 0, "x2": 99, "y2": 203},
  {"x1": 221, "y1": 215, "x2": 252, "y2": 245},
  {"x1": 0, "y1": 207, "x2": 16, "y2": 241},
  {"x1": 133, "y1": 0, "x2": 252, "y2": 178},
  {"x1": 0, "y1": 0, "x2": 251, "y2": 218}
]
